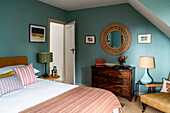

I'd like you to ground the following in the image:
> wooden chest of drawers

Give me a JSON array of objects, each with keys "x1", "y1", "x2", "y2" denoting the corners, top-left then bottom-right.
[{"x1": 91, "y1": 66, "x2": 135, "y2": 101}]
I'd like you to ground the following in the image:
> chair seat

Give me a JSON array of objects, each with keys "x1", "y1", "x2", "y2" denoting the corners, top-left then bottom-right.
[{"x1": 140, "y1": 92, "x2": 170, "y2": 113}]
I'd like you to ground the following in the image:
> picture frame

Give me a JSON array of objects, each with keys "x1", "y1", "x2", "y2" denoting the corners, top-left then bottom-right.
[
  {"x1": 138, "y1": 34, "x2": 151, "y2": 44},
  {"x1": 85, "y1": 35, "x2": 96, "y2": 44},
  {"x1": 29, "y1": 24, "x2": 46, "y2": 43}
]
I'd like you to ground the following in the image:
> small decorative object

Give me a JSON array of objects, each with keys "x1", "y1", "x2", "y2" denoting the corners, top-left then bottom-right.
[
  {"x1": 53, "y1": 66, "x2": 57, "y2": 70},
  {"x1": 52, "y1": 70, "x2": 57, "y2": 77},
  {"x1": 122, "y1": 65, "x2": 130, "y2": 69},
  {"x1": 52, "y1": 66, "x2": 57, "y2": 77},
  {"x1": 96, "y1": 57, "x2": 105, "y2": 67},
  {"x1": 104, "y1": 63, "x2": 117, "y2": 67},
  {"x1": 138, "y1": 34, "x2": 151, "y2": 44},
  {"x1": 138, "y1": 56, "x2": 155, "y2": 84},
  {"x1": 29, "y1": 24, "x2": 46, "y2": 43},
  {"x1": 37, "y1": 52, "x2": 53, "y2": 78},
  {"x1": 85, "y1": 35, "x2": 96, "y2": 44},
  {"x1": 118, "y1": 56, "x2": 127, "y2": 67}
]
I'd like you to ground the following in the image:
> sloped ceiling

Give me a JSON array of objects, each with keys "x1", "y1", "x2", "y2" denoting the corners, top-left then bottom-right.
[
  {"x1": 138, "y1": 0, "x2": 170, "y2": 27},
  {"x1": 39, "y1": 0, "x2": 170, "y2": 38},
  {"x1": 128, "y1": 0, "x2": 170, "y2": 38}
]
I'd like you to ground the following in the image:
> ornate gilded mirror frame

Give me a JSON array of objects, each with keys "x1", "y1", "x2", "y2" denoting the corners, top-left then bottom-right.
[{"x1": 100, "y1": 23, "x2": 132, "y2": 56}]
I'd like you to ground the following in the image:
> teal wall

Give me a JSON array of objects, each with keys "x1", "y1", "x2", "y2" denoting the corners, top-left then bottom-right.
[
  {"x1": 68, "y1": 4, "x2": 170, "y2": 92},
  {"x1": 0, "y1": 0, "x2": 67, "y2": 75},
  {"x1": 139, "y1": 0, "x2": 170, "y2": 26}
]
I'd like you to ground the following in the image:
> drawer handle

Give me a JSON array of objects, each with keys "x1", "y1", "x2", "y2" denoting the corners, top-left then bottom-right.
[
  {"x1": 117, "y1": 81, "x2": 121, "y2": 83},
  {"x1": 118, "y1": 72, "x2": 122, "y2": 75},
  {"x1": 117, "y1": 89, "x2": 121, "y2": 92}
]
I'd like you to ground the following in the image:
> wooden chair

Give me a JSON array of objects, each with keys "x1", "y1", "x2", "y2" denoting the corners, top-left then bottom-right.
[{"x1": 140, "y1": 74, "x2": 170, "y2": 113}]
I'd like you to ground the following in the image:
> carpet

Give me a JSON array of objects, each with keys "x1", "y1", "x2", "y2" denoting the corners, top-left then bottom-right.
[{"x1": 117, "y1": 96, "x2": 163, "y2": 113}]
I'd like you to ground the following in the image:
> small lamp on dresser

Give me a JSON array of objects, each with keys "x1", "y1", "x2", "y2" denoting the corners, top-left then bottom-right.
[
  {"x1": 37, "y1": 52, "x2": 53, "y2": 78},
  {"x1": 138, "y1": 56, "x2": 155, "y2": 84}
]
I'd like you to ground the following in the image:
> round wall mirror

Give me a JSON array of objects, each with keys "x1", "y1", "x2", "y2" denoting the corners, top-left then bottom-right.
[{"x1": 100, "y1": 23, "x2": 132, "y2": 56}]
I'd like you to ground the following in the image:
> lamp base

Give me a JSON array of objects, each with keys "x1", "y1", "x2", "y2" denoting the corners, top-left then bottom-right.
[
  {"x1": 140, "y1": 68, "x2": 153, "y2": 84},
  {"x1": 43, "y1": 73, "x2": 49, "y2": 78}
]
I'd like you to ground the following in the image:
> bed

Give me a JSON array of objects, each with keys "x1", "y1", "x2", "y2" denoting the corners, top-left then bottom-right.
[{"x1": 0, "y1": 56, "x2": 122, "y2": 113}]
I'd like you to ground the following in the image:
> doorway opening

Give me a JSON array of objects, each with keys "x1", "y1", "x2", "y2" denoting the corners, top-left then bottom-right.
[{"x1": 48, "y1": 18, "x2": 75, "y2": 84}]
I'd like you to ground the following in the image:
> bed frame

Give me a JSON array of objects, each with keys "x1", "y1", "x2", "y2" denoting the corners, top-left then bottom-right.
[{"x1": 0, "y1": 56, "x2": 28, "y2": 68}]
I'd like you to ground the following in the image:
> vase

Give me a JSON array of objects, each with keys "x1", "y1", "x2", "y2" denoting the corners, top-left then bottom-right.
[{"x1": 120, "y1": 63, "x2": 123, "y2": 69}]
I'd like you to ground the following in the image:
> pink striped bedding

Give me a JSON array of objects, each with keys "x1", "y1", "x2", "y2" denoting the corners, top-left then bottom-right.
[{"x1": 20, "y1": 86, "x2": 122, "y2": 113}]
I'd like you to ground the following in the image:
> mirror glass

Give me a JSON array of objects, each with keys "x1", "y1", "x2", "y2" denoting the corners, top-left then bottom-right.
[{"x1": 107, "y1": 31, "x2": 123, "y2": 48}]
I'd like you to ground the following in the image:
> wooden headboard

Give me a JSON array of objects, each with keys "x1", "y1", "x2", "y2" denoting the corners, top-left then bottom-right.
[{"x1": 0, "y1": 56, "x2": 28, "y2": 68}]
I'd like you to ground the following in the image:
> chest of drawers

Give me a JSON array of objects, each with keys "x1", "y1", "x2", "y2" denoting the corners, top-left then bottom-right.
[{"x1": 91, "y1": 66, "x2": 135, "y2": 101}]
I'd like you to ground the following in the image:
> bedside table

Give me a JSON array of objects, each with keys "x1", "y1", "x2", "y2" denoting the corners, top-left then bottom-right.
[
  {"x1": 38, "y1": 75, "x2": 60, "y2": 81},
  {"x1": 135, "y1": 80, "x2": 162, "y2": 101}
]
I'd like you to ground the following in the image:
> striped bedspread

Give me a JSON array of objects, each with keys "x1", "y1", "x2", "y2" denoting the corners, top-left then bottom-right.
[{"x1": 20, "y1": 86, "x2": 122, "y2": 113}]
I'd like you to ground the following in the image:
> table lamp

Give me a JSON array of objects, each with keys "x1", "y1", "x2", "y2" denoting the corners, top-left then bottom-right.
[
  {"x1": 38, "y1": 52, "x2": 53, "y2": 78},
  {"x1": 138, "y1": 56, "x2": 155, "y2": 84}
]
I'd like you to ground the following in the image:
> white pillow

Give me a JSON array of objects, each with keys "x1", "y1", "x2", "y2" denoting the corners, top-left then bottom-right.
[
  {"x1": 0, "y1": 65, "x2": 40, "y2": 74},
  {"x1": 33, "y1": 68, "x2": 40, "y2": 73},
  {"x1": 160, "y1": 79, "x2": 170, "y2": 93}
]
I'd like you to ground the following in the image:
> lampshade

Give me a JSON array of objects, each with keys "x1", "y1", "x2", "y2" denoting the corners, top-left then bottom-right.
[
  {"x1": 38, "y1": 52, "x2": 53, "y2": 63},
  {"x1": 138, "y1": 56, "x2": 154, "y2": 68}
]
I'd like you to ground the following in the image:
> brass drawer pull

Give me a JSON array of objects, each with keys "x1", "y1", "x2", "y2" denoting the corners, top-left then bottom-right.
[
  {"x1": 118, "y1": 72, "x2": 122, "y2": 75},
  {"x1": 117, "y1": 89, "x2": 121, "y2": 92},
  {"x1": 117, "y1": 81, "x2": 121, "y2": 83}
]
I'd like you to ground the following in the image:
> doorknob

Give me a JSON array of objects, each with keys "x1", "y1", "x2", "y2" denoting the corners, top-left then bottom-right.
[{"x1": 70, "y1": 48, "x2": 75, "y2": 54}]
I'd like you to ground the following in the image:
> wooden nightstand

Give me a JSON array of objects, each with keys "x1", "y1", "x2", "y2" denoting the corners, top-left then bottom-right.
[
  {"x1": 38, "y1": 75, "x2": 60, "y2": 81},
  {"x1": 134, "y1": 80, "x2": 162, "y2": 101}
]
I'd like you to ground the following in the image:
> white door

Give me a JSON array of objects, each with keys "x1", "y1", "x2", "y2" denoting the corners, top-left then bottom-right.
[{"x1": 65, "y1": 21, "x2": 75, "y2": 84}]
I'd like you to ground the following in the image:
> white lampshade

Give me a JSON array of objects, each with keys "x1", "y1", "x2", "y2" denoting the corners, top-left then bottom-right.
[
  {"x1": 138, "y1": 56, "x2": 155, "y2": 84},
  {"x1": 138, "y1": 56, "x2": 154, "y2": 69}
]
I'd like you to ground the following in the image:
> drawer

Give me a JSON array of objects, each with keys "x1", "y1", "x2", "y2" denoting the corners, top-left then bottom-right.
[
  {"x1": 92, "y1": 76, "x2": 109, "y2": 84},
  {"x1": 96, "y1": 69, "x2": 114, "y2": 76},
  {"x1": 108, "y1": 70, "x2": 130, "y2": 79},
  {"x1": 92, "y1": 82, "x2": 107, "y2": 88},
  {"x1": 108, "y1": 86, "x2": 131, "y2": 95},
  {"x1": 92, "y1": 74, "x2": 130, "y2": 85},
  {"x1": 108, "y1": 78, "x2": 129, "y2": 85},
  {"x1": 97, "y1": 70, "x2": 130, "y2": 79}
]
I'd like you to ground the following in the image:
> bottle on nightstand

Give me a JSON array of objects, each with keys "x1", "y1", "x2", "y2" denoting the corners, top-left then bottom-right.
[{"x1": 52, "y1": 66, "x2": 57, "y2": 77}]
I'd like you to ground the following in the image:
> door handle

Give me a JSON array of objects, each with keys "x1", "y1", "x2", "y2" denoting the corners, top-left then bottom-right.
[{"x1": 70, "y1": 48, "x2": 76, "y2": 54}]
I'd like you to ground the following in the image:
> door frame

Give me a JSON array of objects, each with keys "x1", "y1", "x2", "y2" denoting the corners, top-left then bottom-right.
[{"x1": 48, "y1": 18, "x2": 66, "y2": 81}]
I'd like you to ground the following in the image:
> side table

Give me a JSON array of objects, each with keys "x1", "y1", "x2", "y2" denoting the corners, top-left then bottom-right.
[
  {"x1": 135, "y1": 80, "x2": 162, "y2": 101},
  {"x1": 38, "y1": 75, "x2": 60, "y2": 81}
]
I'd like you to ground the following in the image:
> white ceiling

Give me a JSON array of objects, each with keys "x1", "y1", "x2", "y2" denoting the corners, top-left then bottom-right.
[{"x1": 38, "y1": 0, "x2": 128, "y2": 11}]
